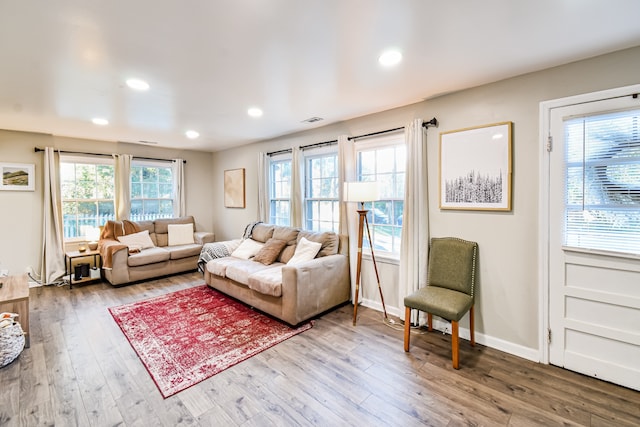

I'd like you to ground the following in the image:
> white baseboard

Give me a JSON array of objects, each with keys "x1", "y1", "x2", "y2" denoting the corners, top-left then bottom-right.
[{"x1": 360, "y1": 298, "x2": 540, "y2": 363}]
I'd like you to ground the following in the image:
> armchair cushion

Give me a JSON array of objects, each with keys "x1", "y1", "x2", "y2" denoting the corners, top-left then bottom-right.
[{"x1": 404, "y1": 286, "x2": 473, "y2": 322}]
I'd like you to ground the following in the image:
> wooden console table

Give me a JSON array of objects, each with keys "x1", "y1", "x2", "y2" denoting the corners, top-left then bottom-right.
[{"x1": 0, "y1": 274, "x2": 30, "y2": 347}]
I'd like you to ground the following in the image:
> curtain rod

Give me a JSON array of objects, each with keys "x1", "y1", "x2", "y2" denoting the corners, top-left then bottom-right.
[
  {"x1": 266, "y1": 148, "x2": 293, "y2": 157},
  {"x1": 348, "y1": 117, "x2": 438, "y2": 141},
  {"x1": 33, "y1": 147, "x2": 186, "y2": 163},
  {"x1": 300, "y1": 139, "x2": 338, "y2": 151}
]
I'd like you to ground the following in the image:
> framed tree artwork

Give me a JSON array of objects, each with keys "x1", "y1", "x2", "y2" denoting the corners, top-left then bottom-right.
[
  {"x1": 439, "y1": 122, "x2": 512, "y2": 211},
  {"x1": 224, "y1": 168, "x2": 246, "y2": 208}
]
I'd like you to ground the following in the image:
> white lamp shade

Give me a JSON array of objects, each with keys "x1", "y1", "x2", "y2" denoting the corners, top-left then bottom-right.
[
  {"x1": 85, "y1": 226, "x2": 101, "y2": 242},
  {"x1": 343, "y1": 181, "x2": 379, "y2": 203}
]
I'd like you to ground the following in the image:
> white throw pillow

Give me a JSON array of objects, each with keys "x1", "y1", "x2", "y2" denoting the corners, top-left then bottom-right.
[
  {"x1": 287, "y1": 237, "x2": 322, "y2": 265},
  {"x1": 231, "y1": 238, "x2": 264, "y2": 260},
  {"x1": 117, "y1": 229, "x2": 155, "y2": 250},
  {"x1": 168, "y1": 223, "x2": 194, "y2": 246}
]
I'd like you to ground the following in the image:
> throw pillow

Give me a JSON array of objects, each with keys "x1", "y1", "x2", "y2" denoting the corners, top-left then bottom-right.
[
  {"x1": 287, "y1": 237, "x2": 322, "y2": 265},
  {"x1": 168, "y1": 223, "x2": 194, "y2": 246},
  {"x1": 253, "y1": 238, "x2": 287, "y2": 265},
  {"x1": 231, "y1": 238, "x2": 264, "y2": 260},
  {"x1": 117, "y1": 229, "x2": 155, "y2": 250}
]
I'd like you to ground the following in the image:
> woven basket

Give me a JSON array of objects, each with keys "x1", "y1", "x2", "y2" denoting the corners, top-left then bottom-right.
[{"x1": 0, "y1": 322, "x2": 25, "y2": 367}]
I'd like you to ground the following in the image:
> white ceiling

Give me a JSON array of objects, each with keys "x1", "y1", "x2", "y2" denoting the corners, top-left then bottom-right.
[{"x1": 2, "y1": 1, "x2": 640, "y2": 153}]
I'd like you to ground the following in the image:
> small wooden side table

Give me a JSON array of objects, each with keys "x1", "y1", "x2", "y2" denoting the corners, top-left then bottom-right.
[
  {"x1": 0, "y1": 274, "x2": 30, "y2": 348},
  {"x1": 65, "y1": 249, "x2": 102, "y2": 289}
]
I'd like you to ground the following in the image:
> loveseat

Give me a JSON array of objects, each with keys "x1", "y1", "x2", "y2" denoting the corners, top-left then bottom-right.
[
  {"x1": 201, "y1": 223, "x2": 350, "y2": 325},
  {"x1": 99, "y1": 216, "x2": 215, "y2": 286}
]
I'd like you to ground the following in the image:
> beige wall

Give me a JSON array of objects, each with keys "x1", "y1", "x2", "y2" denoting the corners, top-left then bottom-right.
[
  {"x1": 209, "y1": 45, "x2": 640, "y2": 359},
  {"x1": 0, "y1": 132, "x2": 215, "y2": 278}
]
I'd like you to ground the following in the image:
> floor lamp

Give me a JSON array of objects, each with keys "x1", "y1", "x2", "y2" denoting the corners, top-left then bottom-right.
[{"x1": 344, "y1": 181, "x2": 388, "y2": 326}]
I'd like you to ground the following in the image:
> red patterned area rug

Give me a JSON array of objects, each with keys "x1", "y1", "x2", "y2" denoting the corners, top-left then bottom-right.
[{"x1": 109, "y1": 285, "x2": 312, "y2": 398}]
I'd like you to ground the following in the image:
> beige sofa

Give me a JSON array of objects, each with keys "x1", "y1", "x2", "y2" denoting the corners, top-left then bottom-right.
[
  {"x1": 99, "y1": 216, "x2": 215, "y2": 286},
  {"x1": 202, "y1": 223, "x2": 350, "y2": 325}
]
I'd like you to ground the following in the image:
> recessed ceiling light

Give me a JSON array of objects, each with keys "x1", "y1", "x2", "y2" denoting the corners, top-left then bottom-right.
[
  {"x1": 247, "y1": 107, "x2": 263, "y2": 118},
  {"x1": 378, "y1": 49, "x2": 402, "y2": 67},
  {"x1": 126, "y1": 78, "x2": 150, "y2": 91},
  {"x1": 185, "y1": 130, "x2": 200, "y2": 139},
  {"x1": 92, "y1": 117, "x2": 109, "y2": 125}
]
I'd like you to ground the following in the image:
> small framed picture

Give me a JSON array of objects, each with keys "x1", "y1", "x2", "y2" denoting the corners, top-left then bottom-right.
[
  {"x1": 0, "y1": 163, "x2": 35, "y2": 191},
  {"x1": 439, "y1": 122, "x2": 512, "y2": 211},
  {"x1": 224, "y1": 168, "x2": 246, "y2": 208}
]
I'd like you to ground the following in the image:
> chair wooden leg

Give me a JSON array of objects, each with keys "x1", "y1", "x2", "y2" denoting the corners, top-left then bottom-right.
[
  {"x1": 427, "y1": 313, "x2": 433, "y2": 331},
  {"x1": 470, "y1": 305, "x2": 475, "y2": 347},
  {"x1": 452, "y1": 320, "x2": 459, "y2": 369},
  {"x1": 404, "y1": 306, "x2": 411, "y2": 352}
]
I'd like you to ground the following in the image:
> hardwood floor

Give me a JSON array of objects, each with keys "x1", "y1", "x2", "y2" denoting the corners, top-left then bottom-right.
[{"x1": 0, "y1": 272, "x2": 638, "y2": 426}]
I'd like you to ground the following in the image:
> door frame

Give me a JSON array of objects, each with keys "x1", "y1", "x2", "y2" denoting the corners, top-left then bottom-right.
[{"x1": 538, "y1": 83, "x2": 640, "y2": 364}]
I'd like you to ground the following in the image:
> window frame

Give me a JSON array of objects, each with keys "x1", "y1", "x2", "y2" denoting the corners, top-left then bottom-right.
[
  {"x1": 269, "y1": 153, "x2": 293, "y2": 226},
  {"x1": 303, "y1": 146, "x2": 339, "y2": 232},
  {"x1": 60, "y1": 154, "x2": 115, "y2": 242},
  {"x1": 354, "y1": 132, "x2": 406, "y2": 258},
  {"x1": 130, "y1": 159, "x2": 174, "y2": 222}
]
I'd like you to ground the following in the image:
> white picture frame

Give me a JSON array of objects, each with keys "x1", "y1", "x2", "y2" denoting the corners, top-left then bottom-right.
[
  {"x1": 0, "y1": 163, "x2": 35, "y2": 191},
  {"x1": 439, "y1": 122, "x2": 512, "y2": 211}
]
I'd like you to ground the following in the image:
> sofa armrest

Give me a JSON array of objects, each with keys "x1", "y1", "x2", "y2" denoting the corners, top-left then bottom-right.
[
  {"x1": 281, "y1": 254, "x2": 350, "y2": 324},
  {"x1": 194, "y1": 231, "x2": 215, "y2": 245}
]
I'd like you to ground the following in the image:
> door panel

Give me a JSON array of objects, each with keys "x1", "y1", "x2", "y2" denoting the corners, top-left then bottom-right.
[{"x1": 548, "y1": 94, "x2": 640, "y2": 391}]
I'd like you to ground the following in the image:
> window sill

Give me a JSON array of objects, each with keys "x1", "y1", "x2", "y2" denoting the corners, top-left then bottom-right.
[{"x1": 361, "y1": 252, "x2": 400, "y2": 266}]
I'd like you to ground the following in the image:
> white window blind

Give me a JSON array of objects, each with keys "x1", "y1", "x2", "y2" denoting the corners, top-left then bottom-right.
[{"x1": 564, "y1": 108, "x2": 640, "y2": 255}]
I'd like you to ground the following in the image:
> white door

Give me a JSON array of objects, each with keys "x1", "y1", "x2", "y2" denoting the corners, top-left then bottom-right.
[{"x1": 548, "y1": 91, "x2": 640, "y2": 391}]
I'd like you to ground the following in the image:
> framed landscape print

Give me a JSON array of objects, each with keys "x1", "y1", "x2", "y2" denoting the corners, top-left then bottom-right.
[
  {"x1": 439, "y1": 122, "x2": 512, "y2": 211},
  {"x1": 0, "y1": 163, "x2": 35, "y2": 191},
  {"x1": 224, "y1": 168, "x2": 246, "y2": 208}
]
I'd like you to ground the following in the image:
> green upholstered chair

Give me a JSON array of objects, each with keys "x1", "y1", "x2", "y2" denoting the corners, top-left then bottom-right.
[{"x1": 403, "y1": 237, "x2": 478, "y2": 369}]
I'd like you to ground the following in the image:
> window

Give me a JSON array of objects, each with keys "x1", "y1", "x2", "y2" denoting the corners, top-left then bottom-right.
[
  {"x1": 269, "y1": 155, "x2": 292, "y2": 226},
  {"x1": 564, "y1": 108, "x2": 640, "y2": 255},
  {"x1": 304, "y1": 149, "x2": 339, "y2": 232},
  {"x1": 60, "y1": 156, "x2": 115, "y2": 239},
  {"x1": 130, "y1": 161, "x2": 174, "y2": 221},
  {"x1": 356, "y1": 134, "x2": 406, "y2": 255}
]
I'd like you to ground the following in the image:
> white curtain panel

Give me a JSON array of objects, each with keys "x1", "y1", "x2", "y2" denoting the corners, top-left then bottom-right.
[
  {"x1": 257, "y1": 152, "x2": 270, "y2": 222},
  {"x1": 290, "y1": 147, "x2": 303, "y2": 228},
  {"x1": 172, "y1": 158, "x2": 186, "y2": 217},
  {"x1": 113, "y1": 154, "x2": 132, "y2": 220},
  {"x1": 337, "y1": 135, "x2": 358, "y2": 298},
  {"x1": 398, "y1": 119, "x2": 429, "y2": 322},
  {"x1": 41, "y1": 147, "x2": 66, "y2": 285}
]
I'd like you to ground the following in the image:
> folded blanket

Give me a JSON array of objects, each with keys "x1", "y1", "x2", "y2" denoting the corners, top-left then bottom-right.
[
  {"x1": 99, "y1": 220, "x2": 142, "y2": 269},
  {"x1": 99, "y1": 239, "x2": 129, "y2": 270},
  {"x1": 198, "y1": 240, "x2": 241, "y2": 273}
]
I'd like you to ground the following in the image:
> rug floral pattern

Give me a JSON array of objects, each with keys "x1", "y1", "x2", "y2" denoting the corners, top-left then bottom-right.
[{"x1": 109, "y1": 285, "x2": 312, "y2": 397}]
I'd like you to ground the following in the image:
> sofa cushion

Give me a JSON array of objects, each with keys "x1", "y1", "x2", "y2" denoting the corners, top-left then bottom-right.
[
  {"x1": 166, "y1": 243, "x2": 202, "y2": 260},
  {"x1": 253, "y1": 238, "x2": 287, "y2": 265},
  {"x1": 127, "y1": 247, "x2": 170, "y2": 267},
  {"x1": 154, "y1": 216, "x2": 195, "y2": 247},
  {"x1": 250, "y1": 223, "x2": 275, "y2": 243},
  {"x1": 226, "y1": 259, "x2": 278, "y2": 285},
  {"x1": 248, "y1": 266, "x2": 283, "y2": 297},
  {"x1": 117, "y1": 230, "x2": 155, "y2": 250},
  {"x1": 207, "y1": 257, "x2": 244, "y2": 278},
  {"x1": 168, "y1": 223, "x2": 194, "y2": 246},
  {"x1": 287, "y1": 237, "x2": 322, "y2": 265},
  {"x1": 278, "y1": 245, "x2": 297, "y2": 264},
  {"x1": 297, "y1": 230, "x2": 339, "y2": 257},
  {"x1": 134, "y1": 220, "x2": 157, "y2": 246},
  {"x1": 231, "y1": 238, "x2": 264, "y2": 259}
]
